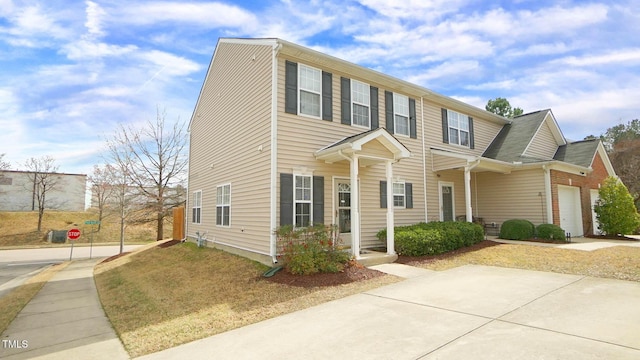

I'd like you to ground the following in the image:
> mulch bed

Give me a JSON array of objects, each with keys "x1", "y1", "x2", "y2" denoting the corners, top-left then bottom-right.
[
  {"x1": 101, "y1": 252, "x2": 131, "y2": 263},
  {"x1": 265, "y1": 260, "x2": 386, "y2": 288},
  {"x1": 397, "y1": 240, "x2": 501, "y2": 266},
  {"x1": 158, "y1": 239, "x2": 181, "y2": 248},
  {"x1": 585, "y1": 234, "x2": 639, "y2": 241}
]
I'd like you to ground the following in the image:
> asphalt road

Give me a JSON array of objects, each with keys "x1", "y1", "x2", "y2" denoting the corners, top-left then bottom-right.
[{"x1": 0, "y1": 245, "x2": 142, "y2": 298}]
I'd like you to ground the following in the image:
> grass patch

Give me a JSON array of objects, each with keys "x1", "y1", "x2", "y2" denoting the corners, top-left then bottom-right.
[
  {"x1": 94, "y1": 242, "x2": 398, "y2": 357},
  {"x1": 0, "y1": 262, "x2": 70, "y2": 333},
  {"x1": 0, "y1": 210, "x2": 171, "y2": 247},
  {"x1": 409, "y1": 241, "x2": 640, "y2": 282}
]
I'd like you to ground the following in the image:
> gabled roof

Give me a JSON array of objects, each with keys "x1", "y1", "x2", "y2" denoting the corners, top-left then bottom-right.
[
  {"x1": 315, "y1": 127, "x2": 411, "y2": 163},
  {"x1": 483, "y1": 110, "x2": 549, "y2": 163},
  {"x1": 553, "y1": 139, "x2": 600, "y2": 168},
  {"x1": 483, "y1": 109, "x2": 567, "y2": 164}
]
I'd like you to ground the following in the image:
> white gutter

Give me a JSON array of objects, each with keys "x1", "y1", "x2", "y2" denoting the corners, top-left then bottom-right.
[
  {"x1": 421, "y1": 96, "x2": 428, "y2": 222},
  {"x1": 543, "y1": 165, "x2": 553, "y2": 224},
  {"x1": 270, "y1": 42, "x2": 282, "y2": 264}
]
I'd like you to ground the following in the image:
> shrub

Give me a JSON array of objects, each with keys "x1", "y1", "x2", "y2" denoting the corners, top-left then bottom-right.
[
  {"x1": 379, "y1": 221, "x2": 484, "y2": 257},
  {"x1": 276, "y1": 224, "x2": 351, "y2": 275},
  {"x1": 535, "y1": 224, "x2": 566, "y2": 242},
  {"x1": 594, "y1": 176, "x2": 640, "y2": 235},
  {"x1": 499, "y1": 219, "x2": 535, "y2": 240}
]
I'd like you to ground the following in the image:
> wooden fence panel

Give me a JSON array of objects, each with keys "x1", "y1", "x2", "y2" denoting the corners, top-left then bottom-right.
[{"x1": 172, "y1": 207, "x2": 185, "y2": 240}]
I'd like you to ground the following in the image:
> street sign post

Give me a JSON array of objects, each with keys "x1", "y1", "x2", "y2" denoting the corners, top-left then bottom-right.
[
  {"x1": 84, "y1": 220, "x2": 100, "y2": 259},
  {"x1": 67, "y1": 228, "x2": 81, "y2": 260}
]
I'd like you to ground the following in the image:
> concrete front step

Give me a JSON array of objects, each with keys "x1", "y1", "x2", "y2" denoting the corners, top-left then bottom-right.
[{"x1": 356, "y1": 251, "x2": 398, "y2": 266}]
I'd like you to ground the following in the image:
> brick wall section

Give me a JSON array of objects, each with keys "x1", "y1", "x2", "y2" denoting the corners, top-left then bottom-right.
[{"x1": 550, "y1": 152, "x2": 611, "y2": 235}]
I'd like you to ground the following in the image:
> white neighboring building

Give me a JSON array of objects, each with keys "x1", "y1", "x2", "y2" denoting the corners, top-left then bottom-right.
[{"x1": 0, "y1": 170, "x2": 87, "y2": 212}]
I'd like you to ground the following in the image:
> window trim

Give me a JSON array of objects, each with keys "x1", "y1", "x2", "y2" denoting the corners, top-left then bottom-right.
[
  {"x1": 216, "y1": 183, "x2": 231, "y2": 227},
  {"x1": 298, "y1": 63, "x2": 322, "y2": 119},
  {"x1": 393, "y1": 181, "x2": 406, "y2": 209},
  {"x1": 192, "y1": 190, "x2": 202, "y2": 224},
  {"x1": 393, "y1": 93, "x2": 410, "y2": 137},
  {"x1": 293, "y1": 174, "x2": 313, "y2": 228},
  {"x1": 350, "y1": 79, "x2": 371, "y2": 129},
  {"x1": 447, "y1": 109, "x2": 470, "y2": 148}
]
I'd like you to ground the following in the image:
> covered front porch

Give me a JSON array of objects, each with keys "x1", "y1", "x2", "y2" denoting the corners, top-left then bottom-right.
[{"x1": 315, "y1": 128, "x2": 411, "y2": 261}]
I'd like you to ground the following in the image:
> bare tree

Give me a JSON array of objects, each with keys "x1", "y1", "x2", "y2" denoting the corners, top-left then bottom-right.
[
  {"x1": 88, "y1": 164, "x2": 118, "y2": 232},
  {"x1": 0, "y1": 153, "x2": 10, "y2": 170},
  {"x1": 24, "y1": 156, "x2": 60, "y2": 232},
  {"x1": 106, "y1": 108, "x2": 188, "y2": 240}
]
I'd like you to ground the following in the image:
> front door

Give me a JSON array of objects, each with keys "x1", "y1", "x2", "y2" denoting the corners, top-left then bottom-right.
[
  {"x1": 440, "y1": 182, "x2": 454, "y2": 221},
  {"x1": 335, "y1": 179, "x2": 351, "y2": 247}
]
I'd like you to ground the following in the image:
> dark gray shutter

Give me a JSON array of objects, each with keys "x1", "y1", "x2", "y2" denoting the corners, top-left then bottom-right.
[
  {"x1": 468, "y1": 116, "x2": 475, "y2": 149},
  {"x1": 441, "y1": 108, "x2": 449, "y2": 143},
  {"x1": 370, "y1": 86, "x2": 379, "y2": 128},
  {"x1": 313, "y1": 176, "x2": 324, "y2": 224},
  {"x1": 385, "y1": 91, "x2": 394, "y2": 133},
  {"x1": 409, "y1": 98, "x2": 417, "y2": 139},
  {"x1": 341, "y1": 77, "x2": 351, "y2": 125},
  {"x1": 322, "y1": 71, "x2": 332, "y2": 121},
  {"x1": 380, "y1": 181, "x2": 387, "y2": 208},
  {"x1": 406, "y1": 183, "x2": 413, "y2": 209},
  {"x1": 280, "y1": 173, "x2": 293, "y2": 226},
  {"x1": 285, "y1": 61, "x2": 297, "y2": 114}
]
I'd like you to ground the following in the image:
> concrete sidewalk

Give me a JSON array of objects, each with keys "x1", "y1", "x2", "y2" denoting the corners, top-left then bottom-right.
[
  {"x1": 0, "y1": 258, "x2": 128, "y2": 360},
  {"x1": 491, "y1": 236, "x2": 640, "y2": 251},
  {"x1": 138, "y1": 265, "x2": 640, "y2": 360}
]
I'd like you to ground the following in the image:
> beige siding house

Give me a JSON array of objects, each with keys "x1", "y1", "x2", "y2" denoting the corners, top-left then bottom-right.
[{"x1": 187, "y1": 38, "x2": 617, "y2": 265}]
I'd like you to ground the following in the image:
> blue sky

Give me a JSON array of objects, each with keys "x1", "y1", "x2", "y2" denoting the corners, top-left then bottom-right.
[{"x1": 1, "y1": 0, "x2": 639, "y2": 175}]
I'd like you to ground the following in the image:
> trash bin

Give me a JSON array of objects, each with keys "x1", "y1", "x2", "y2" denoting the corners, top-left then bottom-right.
[{"x1": 49, "y1": 230, "x2": 67, "y2": 243}]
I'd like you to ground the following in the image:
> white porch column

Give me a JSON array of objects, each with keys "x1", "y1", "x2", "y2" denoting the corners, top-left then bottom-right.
[
  {"x1": 351, "y1": 154, "x2": 361, "y2": 259},
  {"x1": 464, "y1": 166, "x2": 473, "y2": 222},
  {"x1": 386, "y1": 161, "x2": 395, "y2": 255}
]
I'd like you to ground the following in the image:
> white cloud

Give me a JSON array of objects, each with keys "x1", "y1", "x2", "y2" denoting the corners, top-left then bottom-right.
[
  {"x1": 558, "y1": 49, "x2": 640, "y2": 66},
  {"x1": 136, "y1": 50, "x2": 201, "y2": 77},
  {"x1": 84, "y1": 1, "x2": 106, "y2": 38},
  {"x1": 408, "y1": 60, "x2": 480, "y2": 84},
  {"x1": 117, "y1": 2, "x2": 256, "y2": 29},
  {"x1": 0, "y1": 4, "x2": 71, "y2": 46}
]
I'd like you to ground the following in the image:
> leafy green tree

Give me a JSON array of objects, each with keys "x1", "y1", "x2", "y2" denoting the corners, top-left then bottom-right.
[
  {"x1": 485, "y1": 97, "x2": 524, "y2": 118},
  {"x1": 600, "y1": 119, "x2": 640, "y2": 151},
  {"x1": 594, "y1": 176, "x2": 640, "y2": 235}
]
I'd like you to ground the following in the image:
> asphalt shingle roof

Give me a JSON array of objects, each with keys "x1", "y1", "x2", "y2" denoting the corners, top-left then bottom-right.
[
  {"x1": 553, "y1": 139, "x2": 599, "y2": 168},
  {"x1": 482, "y1": 110, "x2": 549, "y2": 163}
]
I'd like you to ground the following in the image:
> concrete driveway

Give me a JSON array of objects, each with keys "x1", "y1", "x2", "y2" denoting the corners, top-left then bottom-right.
[{"x1": 139, "y1": 264, "x2": 640, "y2": 359}]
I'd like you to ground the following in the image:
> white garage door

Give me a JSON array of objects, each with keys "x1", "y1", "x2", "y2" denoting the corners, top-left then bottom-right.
[{"x1": 558, "y1": 185, "x2": 584, "y2": 237}]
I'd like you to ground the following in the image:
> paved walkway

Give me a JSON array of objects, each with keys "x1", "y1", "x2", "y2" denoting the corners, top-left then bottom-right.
[
  {"x1": 491, "y1": 236, "x2": 640, "y2": 251},
  {"x1": 138, "y1": 264, "x2": 640, "y2": 360},
  {"x1": 0, "y1": 259, "x2": 128, "y2": 360}
]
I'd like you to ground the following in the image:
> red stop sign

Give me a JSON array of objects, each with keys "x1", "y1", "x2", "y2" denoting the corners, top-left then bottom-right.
[{"x1": 67, "y1": 228, "x2": 81, "y2": 240}]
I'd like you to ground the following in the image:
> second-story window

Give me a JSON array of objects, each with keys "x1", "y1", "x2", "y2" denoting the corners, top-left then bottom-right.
[
  {"x1": 447, "y1": 109, "x2": 470, "y2": 147},
  {"x1": 394, "y1": 93, "x2": 409, "y2": 136},
  {"x1": 351, "y1": 79, "x2": 370, "y2": 128},
  {"x1": 299, "y1": 64, "x2": 321, "y2": 118}
]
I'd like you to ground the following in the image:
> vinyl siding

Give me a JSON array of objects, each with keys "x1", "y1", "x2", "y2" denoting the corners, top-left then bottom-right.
[
  {"x1": 525, "y1": 120, "x2": 558, "y2": 159},
  {"x1": 424, "y1": 103, "x2": 504, "y2": 156},
  {"x1": 475, "y1": 169, "x2": 547, "y2": 225},
  {"x1": 276, "y1": 56, "x2": 425, "y2": 248},
  {"x1": 188, "y1": 42, "x2": 273, "y2": 254},
  {"x1": 431, "y1": 152, "x2": 467, "y2": 172}
]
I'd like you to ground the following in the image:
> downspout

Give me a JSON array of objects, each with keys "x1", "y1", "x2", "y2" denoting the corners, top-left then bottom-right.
[
  {"x1": 420, "y1": 96, "x2": 428, "y2": 222},
  {"x1": 270, "y1": 42, "x2": 282, "y2": 264},
  {"x1": 543, "y1": 165, "x2": 553, "y2": 224}
]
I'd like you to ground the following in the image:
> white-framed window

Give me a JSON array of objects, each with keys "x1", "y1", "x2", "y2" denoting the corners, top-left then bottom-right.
[
  {"x1": 216, "y1": 184, "x2": 231, "y2": 227},
  {"x1": 192, "y1": 190, "x2": 202, "y2": 224},
  {"x1": 447, "y1": 109, "x2": 470, "y2": 147},
  {"x1": 351, "y1": 79, "x2": 370, "y2": 128},
  {"x1": 294, "y1": 175, "x2": 312, "y2": 227},
  {"x1": 394, "y1": 93, "x2": 409, "y2": 136},
  {"x1": 299, "y1": 64, "x2": 321, "y2": 118},
  {"x1": 393, "y1": 182, "x2": 406, "y2": 208}
]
